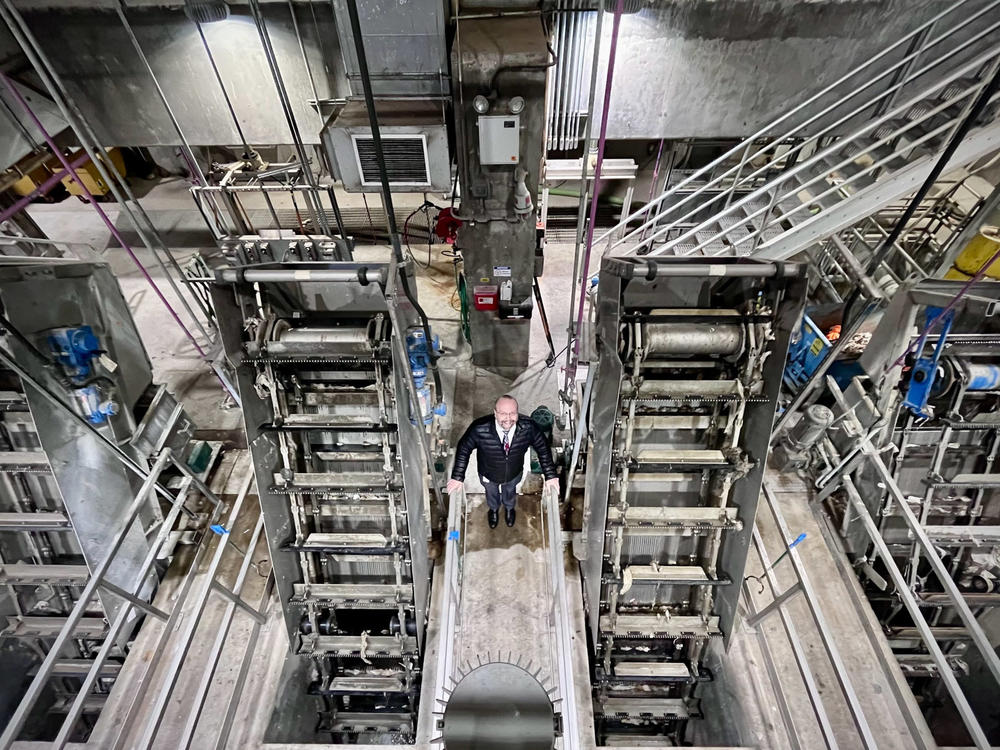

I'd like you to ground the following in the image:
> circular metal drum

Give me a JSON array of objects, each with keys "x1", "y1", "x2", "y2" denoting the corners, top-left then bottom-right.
[
  {"x1": 442, "y1": 662, "x2": 554, "y2": 749},
  {"x1": 269, "y1": 323, "x2": 373, "y2": 356},
  {"x1": 642, "y1": 321, "x2": 745, "y2": 357}
]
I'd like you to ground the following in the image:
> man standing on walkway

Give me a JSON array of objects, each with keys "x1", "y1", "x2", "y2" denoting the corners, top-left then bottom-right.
[{"x1": 446, "y1": 395, "x2": 559, "y2": 528}]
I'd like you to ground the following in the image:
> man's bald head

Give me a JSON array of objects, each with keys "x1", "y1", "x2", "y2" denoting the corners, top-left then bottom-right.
[{"x1": 494, "y1": 395, "x2": 518, "y2": 430}]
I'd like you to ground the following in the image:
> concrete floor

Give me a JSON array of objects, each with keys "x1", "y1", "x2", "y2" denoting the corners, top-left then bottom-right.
[{"x1": 14, "y1": 180, "x2": 934, "y2": 749}]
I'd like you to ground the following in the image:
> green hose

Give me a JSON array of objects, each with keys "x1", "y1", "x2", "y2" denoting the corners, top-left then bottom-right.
[{"x1": 457, "y1": 272, "x2": 471, "y2": 344}]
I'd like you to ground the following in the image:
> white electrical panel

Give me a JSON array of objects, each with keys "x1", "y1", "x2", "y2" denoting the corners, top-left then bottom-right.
[{"x1": 478, "y1": 115, "x2": 520, "y2": 165}]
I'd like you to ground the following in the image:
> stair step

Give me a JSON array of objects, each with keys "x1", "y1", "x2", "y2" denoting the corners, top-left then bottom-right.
[
  {"x1": 630, "y1": 448, "x2": 730, "y2": 468},
  {"x1": 314, "y1": 450, "x2": 386, "y2": 462},
  {"x1": 0, "y1": 451, "x2": 50, "y2": 472},
  {"x1": 278, "y1": 413, "x2": 391, "y2": 430},
  {"x1": 931, "y1": 474, "x2": 1000, "y2": 488},
  {"x1": 631, "y1": 415, "x2": 722, "y2": 431},
  {"x1": 298, "y1": 532, "x2": 393, "y2": 552},
  {"x1": 30, "y1": 659, "x2": 122, "y2": 678},
  {"x1": 300, "y1": 634, "x2": 418, "y2": 657},
  {"x1": 607, "y1": 506, "x2": 740, "y2": 531},
  {"x1": 5, "y1": 616, "x2": 108, "y2": 639},
  {"x1": 631, "y1": 379, "x2": 742, "y2": 399},
  {"x1": 613, "y1": 661, "x2": 693, "y2": 681},
  {"x1": 0, "y1": 564, "x2": 89, "y2": 585},
  {"x1": 0, "y1": 511, "x2": 71, "y2": 531},
  {"x1": 272, "y1": 471, "x2": 393, "y2": 490},
  {"x1": 624, "y1": 564, "x2": 726, "y2": 585},
  {"x1": 326, "y1": 676, "x2": 406, "y2": 693},
  {"x1": 596, "y1": 697, "x2": 690, "y2": 719},
  {"x1": 329, "y1": 711, "x2": 413, "y2": 732},
  {"x1": 291, "y1": 583, "x2": 413, "y2": 607},
  {"x1": 600, "y1": 614, "x2": 722, "y2": 638},
  {"x1": 922, "y1": 525, "x2": 1000, "y2": 545}
]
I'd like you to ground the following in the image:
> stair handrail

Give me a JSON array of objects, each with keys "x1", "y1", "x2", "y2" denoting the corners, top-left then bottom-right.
[
  {"x1": 659, "y1": 58, "x2": 1000, "y2": 259},
  {"x1": 592, "y1": 0, "x2": 999, "y2": 251},
  {"x1": 621, "y1": 42, "x2": 1000, "y2": 259}
]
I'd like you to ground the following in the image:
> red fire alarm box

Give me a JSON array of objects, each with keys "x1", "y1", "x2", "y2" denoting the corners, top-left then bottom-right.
[{"x1": 473, "y1": 284, "x2": 499, "y2": 311}]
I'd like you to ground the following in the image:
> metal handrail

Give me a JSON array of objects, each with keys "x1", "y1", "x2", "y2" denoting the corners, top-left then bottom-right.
[
  {"x1": 595, "y1": 0, "x2": 1000, "y2": 256},
  {"x1": 432, "y1": 485, "x2": 465, "y2": 714},
  {"x1": 541, "y1": 483, "x2": 581, "y2": 749},
  {"x1": 0, "y1": 448, "x2": 229, "y2": 749},
  {"x1": 823, "y1": 376, "x2": 998, "y2": 749},
  {"x1": 624, "y1": 40, "x2": 1000, "y2": 259}
]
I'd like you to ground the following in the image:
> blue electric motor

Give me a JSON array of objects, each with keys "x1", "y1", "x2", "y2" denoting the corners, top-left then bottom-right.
[
  {"x1": 47, "y1": 326, "x2": 118, "y2": 424},
  {"x1": 406, "y1": 329, "x2": 447, "y2": 425}
]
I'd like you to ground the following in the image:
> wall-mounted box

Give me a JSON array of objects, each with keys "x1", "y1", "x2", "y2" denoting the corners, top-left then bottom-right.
[{"x1": 478, "y1": 115, "x2": 520, "y2": 165}]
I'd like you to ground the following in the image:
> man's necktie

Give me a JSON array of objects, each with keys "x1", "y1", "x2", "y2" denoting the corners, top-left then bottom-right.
[{"x1": 502, "y1": 429, "x2": 510, "y2": 454}]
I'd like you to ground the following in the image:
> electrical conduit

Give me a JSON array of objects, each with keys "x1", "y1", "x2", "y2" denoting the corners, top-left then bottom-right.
[{"x1": 570, "y1": 0, "x2": 626, "y2": 372}]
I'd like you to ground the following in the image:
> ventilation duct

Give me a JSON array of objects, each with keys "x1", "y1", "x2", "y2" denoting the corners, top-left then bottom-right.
[{"x1": 322, "y1": 101, "x2": 450, "y2": 193}]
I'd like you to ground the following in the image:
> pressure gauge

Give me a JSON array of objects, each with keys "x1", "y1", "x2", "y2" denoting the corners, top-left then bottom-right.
[
  {"x1": 473, "y1": 95, "x2": 490, "y2": 114},
  {"x1": 509, "y1": 96, "x2": 525, "y2": 114}
]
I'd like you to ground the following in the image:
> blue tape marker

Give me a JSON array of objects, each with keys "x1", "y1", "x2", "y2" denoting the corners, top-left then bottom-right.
[
  {"x1": 447, "y1": 530, "x2": 459, "y2": 541},
  {"x1": 210, "y1": 524, "x2": 229, "y2": 536},
  {"x1": 789, "y1": 532, "x2": 807, "y2": 548}
]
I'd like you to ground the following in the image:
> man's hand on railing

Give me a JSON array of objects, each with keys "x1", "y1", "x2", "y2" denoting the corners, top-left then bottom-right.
[
  {"x1": 544, "y1": 477, "x2": 560, "y2": 492},
  {"x1": 446, "y1": 478, "x2": 464, "y2": 494}
]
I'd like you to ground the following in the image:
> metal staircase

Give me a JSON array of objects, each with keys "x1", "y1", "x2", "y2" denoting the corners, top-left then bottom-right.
[{"x1": 598, "y1": 0, "x2": 1000, "y2": 268}]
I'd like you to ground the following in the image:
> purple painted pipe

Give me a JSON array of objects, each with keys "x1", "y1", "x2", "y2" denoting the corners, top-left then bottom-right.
[
  {"x1": 572, "y1": 0, "x2": 626, "y2": 368},
  {"x1": 0, "y1": 72, "x2": 206, "y2": 358},
  {"x1": 0, "y1": 151, "x2": 90, "y2": 225}
]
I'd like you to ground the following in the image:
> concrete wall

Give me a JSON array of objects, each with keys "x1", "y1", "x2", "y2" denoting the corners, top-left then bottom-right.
[
  {"x1": 2, "y1": 3, "x2": 350, "y2": 147},
  {"x1": 593, "y1": 0, "x2": 973, "y2": 139},
  {"x1": 3, "y1": 0, "x2": 994, "y2": 152}
]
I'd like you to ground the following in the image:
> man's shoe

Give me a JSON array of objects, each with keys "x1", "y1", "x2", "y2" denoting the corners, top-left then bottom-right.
[
  {"x1": 505, "y1": 508, "x2": 516, "y2": 527},
  {"x1": 487, "y1": 509, "x2": 499, "y2": 529}
]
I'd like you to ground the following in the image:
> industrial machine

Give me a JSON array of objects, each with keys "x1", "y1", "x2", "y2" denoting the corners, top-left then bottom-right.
[
  {"x1": 0, "y1": 259, "x2": 195, "y2": 740},
  {"x1": 208, "y1": 245, "x2": 439, "y2": 743},
  {"x1": 578, "y1": 256, "x2": 806, "y2": 744},
  {"x1": 809, "y1": 279, "x2": 1000, "y2": 744}
]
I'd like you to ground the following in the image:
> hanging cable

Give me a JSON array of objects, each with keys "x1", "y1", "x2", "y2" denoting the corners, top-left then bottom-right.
[{"x1": 343, "y1": 0, "x2": 443, "y2": 403}]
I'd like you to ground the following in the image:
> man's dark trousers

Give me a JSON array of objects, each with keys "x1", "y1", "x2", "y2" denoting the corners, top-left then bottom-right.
[{"x1": 481, "y1": 473, "x2": 522, "y2": 511}]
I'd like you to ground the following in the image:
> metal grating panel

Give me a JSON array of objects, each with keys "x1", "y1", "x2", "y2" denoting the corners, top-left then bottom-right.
[{"x1": 353, "y1": 135, "x2": 429, "y2": 186}]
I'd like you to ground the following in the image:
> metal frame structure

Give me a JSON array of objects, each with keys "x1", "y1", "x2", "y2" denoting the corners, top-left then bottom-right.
[
  {"x1": 208, "y1": 251, "x2": 439, "y2": 742},
  {"x1": 799, "y1": 279, "x2": 1000, "y2": 748},
  {"x1": 578, "y1": 256, "x2": 806, "y2": 744}
]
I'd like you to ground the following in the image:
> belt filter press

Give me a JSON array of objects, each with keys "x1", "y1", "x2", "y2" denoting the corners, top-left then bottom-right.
[{"x1": 579, "y1": 256, "x2": 806, "y2": 744}]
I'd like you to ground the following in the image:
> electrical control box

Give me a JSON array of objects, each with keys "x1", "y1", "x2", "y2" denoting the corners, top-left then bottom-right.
[{"x1": 478, "y1": 115, "x2": 520, "y2": 165}]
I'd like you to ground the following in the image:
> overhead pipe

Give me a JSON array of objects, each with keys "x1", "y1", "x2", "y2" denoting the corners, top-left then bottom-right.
[
  {"x1": 569, "y1": 0, "x2": 624, "y2": 376},
  {"x1": 342, "y1": 0, "x2": 442, "y2": 404},
  {"x1": 0, "y1": 73, "x2": 208, "y2": 361},
  {"x1": 0, "y1": 0, "x2": 215, "y2": 343}
]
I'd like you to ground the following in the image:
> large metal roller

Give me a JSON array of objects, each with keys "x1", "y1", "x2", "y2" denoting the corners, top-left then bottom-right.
[
  {"x1": 268, "y1": 324, "x2": 374, "y2": 356},
  {"x1": 642, "y1": 321, "x2": 745, "y2": 357},
  {"x1": 623, "y1": 314, "x2": 745, "y2": 360}
]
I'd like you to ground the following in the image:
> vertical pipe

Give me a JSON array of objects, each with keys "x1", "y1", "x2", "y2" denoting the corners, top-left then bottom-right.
[
  {"x1": 0, "y1": 73, "x2": 207, "y2": 359},
  {"x1": 570, "y1": 0, "x2": 626, "y2": 370},
  {"x1": 561, "y1": 0, "x2": 605, "y2": 383}
]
